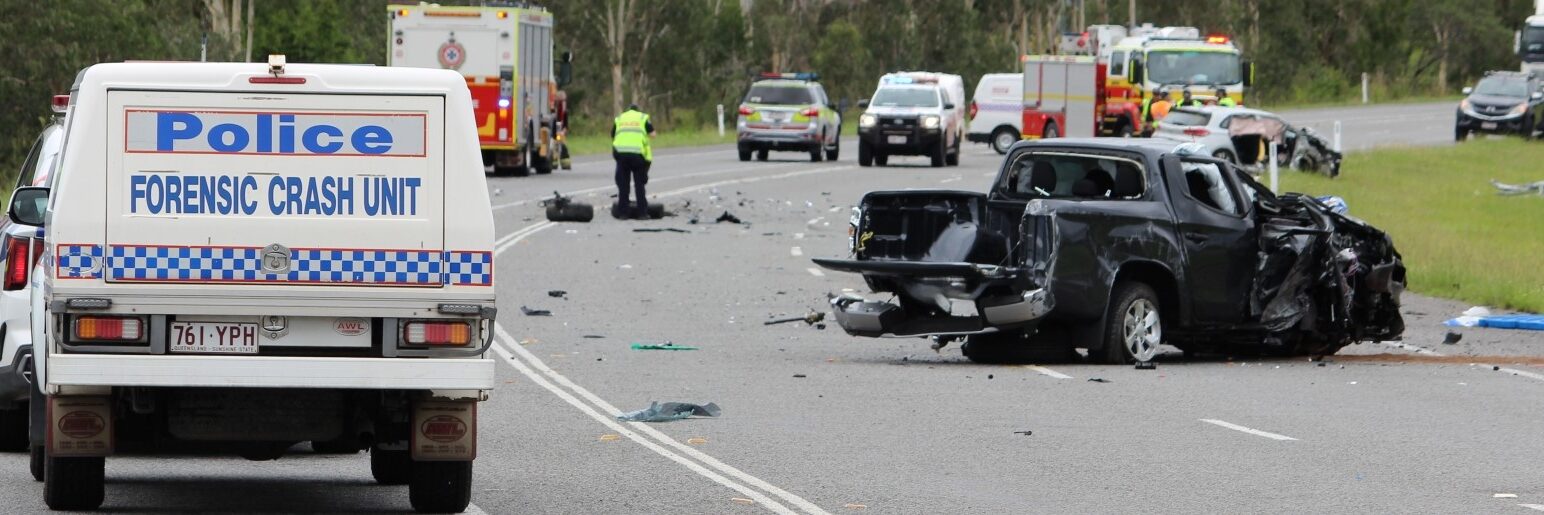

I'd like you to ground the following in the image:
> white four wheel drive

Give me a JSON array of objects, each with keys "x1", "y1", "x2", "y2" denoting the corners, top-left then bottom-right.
[{"x1": 19, "y1": 59, "x2": 497, "y2": 513}]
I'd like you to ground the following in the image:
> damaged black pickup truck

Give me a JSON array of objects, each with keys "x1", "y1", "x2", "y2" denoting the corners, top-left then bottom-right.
[{"x1": 813, "y1": 138, "x2": 1405, "y2": 363}]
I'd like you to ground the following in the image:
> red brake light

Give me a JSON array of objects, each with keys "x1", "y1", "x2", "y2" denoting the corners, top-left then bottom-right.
[
  {"x1": 4, "y1": 237, "x2": 27, "y2": 291},
  {"x1": 1183, "y1": 127, "x2": 1211, "y2": 137},
  {"x1": 737, "y1": 105, "x2": 755, "y2": 116},
  {"x1": 800, "y1": 107, "x2": 819, "y2": 117},
  {"x1": 73, "y1": 316, "x2": 145, "y2": 342},
  {"x1": 249, "y1": 76, "x2": 306, "y2": 85},
  {"x1": 968, "y1": 101, "x2": 979, "y2": 120},
  {"x1": 403, "y1": 321, "x2": 473, "y2": 346},
  {"x1": 51, "y1": 95, "x2": 69, "y2": 114}
]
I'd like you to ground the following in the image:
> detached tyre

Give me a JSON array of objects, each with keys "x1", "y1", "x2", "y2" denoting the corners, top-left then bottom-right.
[
  {"x1": 371, "y1": 447, "x2": 411, "y2": 485},
  {"x1": 545, "y1": 202, "x2": 595, "y2": 222},
  {"x1": 409, "y1": 460, "x2": 472, "y2": 513},
  {"x1": 1101, "y1": 282, "x2": 1162, "y2": 364},
  {"x1": 44, "y1": 454, "x2": 104, "y2": 511}
]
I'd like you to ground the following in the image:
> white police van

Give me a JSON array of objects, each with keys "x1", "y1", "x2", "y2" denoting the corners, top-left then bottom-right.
[{"x1": 15, "y1": 57, "x2": 496, "y2": 512}]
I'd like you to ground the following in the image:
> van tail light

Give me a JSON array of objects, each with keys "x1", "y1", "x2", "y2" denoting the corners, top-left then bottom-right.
[
  {"x1": 72, "y1": 316, "x2": 145, "y2": 342},
  {"x1": 799, "y1": 107, "x2": 820, "y2": 117},
  {"x1": 403, "y1": 320, "x2": 473, "y2": 346},
  {"x1": 737, "y1": 105, "x2": 755, "y2": 116},
  {"x1": 968, "y1": 101, "x2": 979, "y2": 120},
  {"x1": 4, "y1": 236, "x2": 29, "y2": 291},
  {"x1": 1183, "y1": 127, "x2": 1210, "y2": 137}
]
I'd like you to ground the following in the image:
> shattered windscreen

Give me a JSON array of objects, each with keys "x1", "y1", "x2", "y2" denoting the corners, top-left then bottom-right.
[{"x1": 1003, "y1": 152, "x2": 1144, "y2": 200}]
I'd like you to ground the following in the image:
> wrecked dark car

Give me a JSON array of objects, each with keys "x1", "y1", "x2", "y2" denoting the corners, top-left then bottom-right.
[{"x1": 813, "y1": 138, "x2": 1403, "y2": 363}]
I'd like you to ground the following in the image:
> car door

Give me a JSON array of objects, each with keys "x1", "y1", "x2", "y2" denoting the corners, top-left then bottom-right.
[{"x1": 1162, "y1": 155, "x2": 1259, "y2": 324}]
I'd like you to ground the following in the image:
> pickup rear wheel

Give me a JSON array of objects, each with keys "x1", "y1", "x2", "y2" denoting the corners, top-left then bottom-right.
[
  {"x1": 409, "y1": 460, "x2": 472, "y2": 513},
  {"x1": 44, "y1": 454, "x2": 104, "y2": 511},
  {"x1": 1101, "y1": 282, "x2": 1162, "y2": 364}
]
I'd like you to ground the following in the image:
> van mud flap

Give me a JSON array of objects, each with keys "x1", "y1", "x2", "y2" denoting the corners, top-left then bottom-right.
[
  {"x1": 813, "y1": 259, "x2": 1052, "y2": 338},
  {"x1": 412, "y1": 400, "x2": 476, "y2": 461}
]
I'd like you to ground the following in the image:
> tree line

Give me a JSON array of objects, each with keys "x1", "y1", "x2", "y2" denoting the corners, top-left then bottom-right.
[{"x1": 0, "y1": 0, "x2": 1533, "y2": 180}]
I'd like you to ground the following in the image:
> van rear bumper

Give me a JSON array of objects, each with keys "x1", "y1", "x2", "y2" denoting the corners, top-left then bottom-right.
[{"x1": 46, "y1": 354, "x2": 495, "y2": 390}]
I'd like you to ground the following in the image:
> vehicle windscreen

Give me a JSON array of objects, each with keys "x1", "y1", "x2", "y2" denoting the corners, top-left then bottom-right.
[
  {"x1": 1160, "y1": 110, "x2": 1210, "y2": 127},
  {"x1": 871, "y1": 87, "x2": 939, "y2": 108},
  {"x1": 745, "y1": 84, "x2": 813, "y2": 105},
  {"x1": 1474, "y1": 77, "x2": 1529, "y2": 98},
  {"x1": 1523, "y1": 26, "x2": 1544, "y2": 55},
  {"x1": 1146, "y1": 50, "x2": 1242, "y2": 85},
  {"x1": 1002, "y1": 152, "x2": 1145, "y2": 200}
]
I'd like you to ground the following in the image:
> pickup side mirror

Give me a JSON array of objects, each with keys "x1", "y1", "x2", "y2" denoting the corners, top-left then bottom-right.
[
  {"x1": 8, "y1": 187, "x2": 48, "y2": 227},
  {"x1": 1130, "y1": 60, "x2": 1145, "y2": 85},
  {"x1": 943, "y1": 102, "x2": 956, "y2": 110},
  {"x1": 1462, "y1": 86, "x2": 1473, "y2": 95},
  {"x1": 857, "y1": 98, "x2": 869, "y2": 108}
]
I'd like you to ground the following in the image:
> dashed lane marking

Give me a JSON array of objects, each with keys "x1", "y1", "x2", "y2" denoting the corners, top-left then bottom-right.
[
  {"x1": 1023, "y1": 365, "x2": 1072, "y2": 379},
  {"x1": 790, "y1": 247, "x2": 803, "y2": 257},
  {"x1": 1199, "y1": 419, "x2": 1299, "y2": 441},
  {"x1": 1518, "y1": 504, "x2": 1544, "y2": 512},
  {"x1": 806, "y1": 268, "x2": 825, "y2": 277}
]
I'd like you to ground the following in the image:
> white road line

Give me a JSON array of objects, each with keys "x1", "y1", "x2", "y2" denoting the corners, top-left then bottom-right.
[
  {"x1": 490, "y1": 160, "x2": 802, "y2": 210},
  {"x1": 806, "y1": 217, "x2": 823, "y2": 226},
  {"x1": 790, "y1": 247, "x2": 803, "y2": 256},
  {"x1": 828, "y1": 206, "x2": 842, "y2": 212},
  {"x1": 793, "y1": 233, "x2": 805, "y2": 239},
  {"x1": 465, "y1": 503, "x2": 489, "y2": 515},
  {"x1": 1493, "y1": 366, "x2": 1544, "y2": 382},
  {"x1": 806, "y1": 267, "x2": 825, "y2": 277},
  {"x1": 939, "y1": 176, "x2": 962, "y2": 183},
  {"x1": 653, "y1": 164, "x2": 855, "y2": 199},
  {"x1": 1378, "y1": 341, "x2": 1544, "y2": 383},
  {"x1": 1379, "y1": 341, "x2": 1445, "y2": 356},
  {"x1": 493, "y1": 221, "x2": 555, "y2": 254},
  {"x1": 1023, "y1": 365, "x2": 1072, "y2": 379},
  {"x1": 1198, "y1": 419, "x2": 1299, "y2": 441},
  {"x1": 489, "y1": 342, "x2": 799, "y2": 515},
  {"x1": 495, "y1": 327, "x2": 831, "y2": 515},
  {"x1": 1519, "y1": 504, "x2": 1544, "y2": 512}
]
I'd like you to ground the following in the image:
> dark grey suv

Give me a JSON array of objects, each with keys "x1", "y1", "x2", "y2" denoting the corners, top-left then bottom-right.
[{"x1": 1456, "y1": 71, "x2": 1544, "y2": 141}]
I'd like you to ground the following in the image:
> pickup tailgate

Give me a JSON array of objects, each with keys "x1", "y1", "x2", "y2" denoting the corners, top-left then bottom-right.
[{"x1": 105, "y1": 90, "x2": 445, "y2": 287}]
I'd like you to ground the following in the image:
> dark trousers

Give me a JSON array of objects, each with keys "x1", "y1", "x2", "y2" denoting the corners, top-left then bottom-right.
[{"x1": 614, "y1": 153, "x2": 650, "y2": 215}]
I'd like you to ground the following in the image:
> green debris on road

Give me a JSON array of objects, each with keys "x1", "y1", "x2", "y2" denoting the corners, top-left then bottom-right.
[{"x1": 630, "y1": 342, "x2": 698, "y2": 351}]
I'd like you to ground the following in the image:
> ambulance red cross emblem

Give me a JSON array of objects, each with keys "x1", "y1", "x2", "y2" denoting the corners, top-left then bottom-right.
[{"x1": 438, "y1": 40, "x2": 467, "y2": 70}]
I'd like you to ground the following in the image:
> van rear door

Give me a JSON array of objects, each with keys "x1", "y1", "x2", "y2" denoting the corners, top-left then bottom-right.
[{"x1": 105, "y1": 90, "x2": 446, "y2": 287}]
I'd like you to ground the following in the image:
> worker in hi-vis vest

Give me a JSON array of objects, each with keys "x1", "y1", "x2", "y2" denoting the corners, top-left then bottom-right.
[{"x1": 611, "y1": 103, "x2": 657, "y2": 219}]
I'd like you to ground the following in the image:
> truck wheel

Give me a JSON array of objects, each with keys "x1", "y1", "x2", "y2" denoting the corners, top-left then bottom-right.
[
  {"x1": 409, "y1": 460, "x2": 472, "y2": 513},
  {"x1": 44, "y1": 454, "x2": 104, "y2": 511},
  {"x1": 991, "y1": 127, "x2": 1017, "y2": 154},
  {"x1": 930, "y1": 138, "x2": 946, "y2": 167},
  {"x1": 1043, "y1": 122, "x2": 1059, "y2": 139},
  {"x1": 825, "y1": 137, "x2": 840, "y2": 161},
  {"x1": 858, "y1": 141, "x2": 872, "y2": 167},
  {"x1": 1116, "y1": 124, "x2": 1134, "y2": 138},
  {"x1": 0, "y1": 404, "x2": 27, "y2": 451},
  {"x1": 534, "y1": 156, "x2": 553, "y2": 175},
  {"x1": 30, "y1": 444, "x2": 43, "y2": 481},
  {"x1": 1101, "y1": 282, "x2": 1162, "y2": 364},
  {"x1": 371, "y1": 447, "x2": 412, "y2": 485},
  {"x1": 756, "y1": 150, "x2": 769, "y2": 161}
]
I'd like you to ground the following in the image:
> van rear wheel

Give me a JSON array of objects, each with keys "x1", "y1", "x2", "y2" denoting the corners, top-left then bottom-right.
[
  {"x1": 44, "y1": 454, "x2": 104, "y2": 511},
  {"x1": 409, "y1": 460, "x2": 472, "y2": 513},
  {"x1": 991, "y1": 127, "x2": 1017, "y2": 154}
]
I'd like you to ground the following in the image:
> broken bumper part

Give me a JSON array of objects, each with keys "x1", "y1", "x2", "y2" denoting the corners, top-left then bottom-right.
[{"x1": 828, "y1": 288, "x2": 1052, "y2": 338}]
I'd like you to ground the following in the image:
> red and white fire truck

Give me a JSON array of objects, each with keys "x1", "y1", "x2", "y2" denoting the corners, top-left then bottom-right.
[
  {"x1": 388, "y1": 3, "x2": 573, "y2": 176},
  {"x1": 1020, "y1": 55, "x2": 1105, "y2": 140}
]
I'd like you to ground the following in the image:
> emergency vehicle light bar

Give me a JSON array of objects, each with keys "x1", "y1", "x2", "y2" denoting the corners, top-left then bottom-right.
[
  {"x1": 759, "y1": 72, "x2": 819, "y2": 81},
  {"x1": 1206, "y1": 34, "x2": 1230, "y2": 44},
  {"x1": 51, "y1": 95, "x2": 69, "y2": 114}
]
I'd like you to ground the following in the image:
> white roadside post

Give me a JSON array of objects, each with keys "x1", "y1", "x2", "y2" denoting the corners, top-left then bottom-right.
[
  {"x1": 1361, "y1": 72, "x2": 1369, "y2": 104},
  {"x1": 717, "y1": 104, "x2": 725, "y2": 137},
  {"x1": 1268, "y1": 142, "x2": 1279, "y2": 193},
  {"x1": 1333, "y1": 120, "x2": 1342, "y2": 152}
]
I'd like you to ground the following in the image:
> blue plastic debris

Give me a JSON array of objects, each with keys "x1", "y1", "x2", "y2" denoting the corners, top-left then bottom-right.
[
  {"x1": 1316, "y1": 195, "x2": 1348, "y2": 215},
  {"x1": 1444, "y1": 313, "x2": 1544, "y2": 331},
  {"x1": 616, "y1": 401, "x2": 722, "y2": 422}
]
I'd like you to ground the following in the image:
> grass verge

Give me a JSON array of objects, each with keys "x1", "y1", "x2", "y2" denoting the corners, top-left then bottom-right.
[{"x1": 1277, "y1": 138, "x2": 1544, "y2": 313}]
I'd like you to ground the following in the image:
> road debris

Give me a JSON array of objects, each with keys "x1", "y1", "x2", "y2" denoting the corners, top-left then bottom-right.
[
  {"x1": 597, "y1": 434, "x2": 621, "y2": 442},
  {"x1": 1135, "y1": 361, "x2": 1157, "y2": 370},
  {"x1": 582, "y1": 335, "x2": 606, "y2": 339},
  {"x1": 630, "y1": 342, "x2": 698, "y2": 351},
  {"x1": 793, "y1": 374, "x2": 807, "y2": 378},
  {"x1": 764, "y1": 311, "x2": 826, "y2": 326},
  {"x1": 616, "y1": 401, "x2": 721, "y2": 422},
  {"x1": 542, "y1": 191, "x2": 595, "y2": 222},
  {"x1": 1446, "y1": 306, "x2": 1544, "y2": 330},
  {"x1": 686, "y1": 437, "x2": 708, "y2": 445},
  {"x1": 1442, "y1": 331, "x2": 1462, "y2": 344},
  {"x1": 715, "y1": 211, "x2": 743, "y2": 224},
  {"x1": 1087, "y1": 377, "x2": 1110, "y2": 383},
  {"x1": 547, "y1": 290, "x2": 567, "y2": 298},
  {"x1": 1013, "y1": 430, "x2": 1033, "y2": 436},
  {"x1": 731, "y1": 498, "x2": 756, "y2": 505},
  {"x1": 520, "y1": 306, "x2": 552, "y2": 316},
  {"x1": 1491, "y1": 179, "x2": 1544, "y2": 196},
  {"x1": 633, "y1": 227, "x2": 691, "y2": 233},
  {"x1": 1495, "y1": 493, "x2": 1519, "y2": 498},
  {"x1": 844, "y1": 503, "x2": 868, "y2": 510}
]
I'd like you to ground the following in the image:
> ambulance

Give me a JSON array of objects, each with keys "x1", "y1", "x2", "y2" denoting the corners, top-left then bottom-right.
[{"x1": 18, "y1": 58, "x2": 496, "y2": 512}]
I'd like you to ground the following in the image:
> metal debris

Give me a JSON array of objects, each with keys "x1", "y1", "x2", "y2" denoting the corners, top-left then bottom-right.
[
  {"x1": 547, "y1": 290, "x2": 567, "y2": 298},
  {"x1": 764, "y1": 312, "x2": 826, "y2": 326},
  {"x1": 520, "y1": 306, "x2": 552, "y2": 316},
  {"x1": 630, "y1": 342, "x2": 698, "y2": 351},
  {"x1": 616, "y1": 401, "x2": 721, "y2": 422},
  {"x1": 715, "y1": 211, "x2": 743, "y2": 224}
]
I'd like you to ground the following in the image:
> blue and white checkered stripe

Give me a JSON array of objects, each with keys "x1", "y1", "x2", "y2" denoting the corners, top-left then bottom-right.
[
  {"x1": 56, "y1": 244, "x2": 102, "y2": 279},
  {"x1": 443, "y1": 251, "x2": 492, "y2": 286},
  {"x1": 55, "y1": 244, "x2": 492, "y2": 286}
]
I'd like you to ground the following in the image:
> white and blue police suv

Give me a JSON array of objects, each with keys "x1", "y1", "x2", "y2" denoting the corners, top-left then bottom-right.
[{"x1": 14, "y1": 58, "x2": 496, "y2": 512}]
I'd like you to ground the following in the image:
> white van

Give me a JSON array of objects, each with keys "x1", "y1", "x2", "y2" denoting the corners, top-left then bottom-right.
[
  {"x1": 18, "y1": 58, "x2": 495, "y2": 513},
  {"x1": 966, "y1": 73, "x2": 1023, "y2": 154}
]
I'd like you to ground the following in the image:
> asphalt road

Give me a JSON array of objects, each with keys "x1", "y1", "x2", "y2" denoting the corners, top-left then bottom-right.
[{"x1": 6, "y1": 101, "x2": 1544, "y2": 514}]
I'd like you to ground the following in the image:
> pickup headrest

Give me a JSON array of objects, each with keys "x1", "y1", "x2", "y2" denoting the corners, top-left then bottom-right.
[
  {"x1": 1113, "y1": 164, "x2": 1143, "y2": 198},
  {"x1": 1029, "y1": 161, "x2": 1057, "y2": 194}
]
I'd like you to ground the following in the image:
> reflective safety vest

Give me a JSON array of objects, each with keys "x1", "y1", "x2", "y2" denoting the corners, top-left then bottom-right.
[
  {"x1": 612, "y1": 110, "x2": 652, "y2": 161},
  {"x1": 1217, "y1": 97, "x2": 1237, "y2": 107}
]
